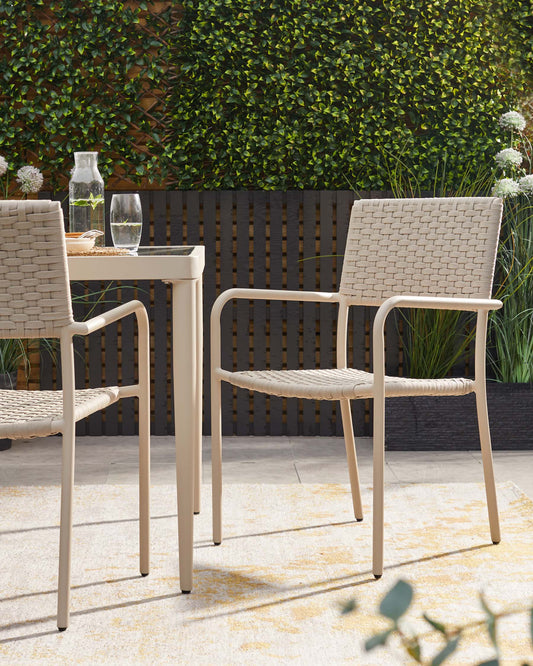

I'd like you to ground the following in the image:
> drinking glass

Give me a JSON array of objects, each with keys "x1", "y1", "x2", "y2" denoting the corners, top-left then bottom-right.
[{"x1": 110, "y1": 193, "x2": 143, "y2": 253}]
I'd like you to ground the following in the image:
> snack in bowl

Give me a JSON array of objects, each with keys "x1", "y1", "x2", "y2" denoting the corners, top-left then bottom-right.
[{"x1": 65, "y1": 232, "x2": 95, "y2": 253}]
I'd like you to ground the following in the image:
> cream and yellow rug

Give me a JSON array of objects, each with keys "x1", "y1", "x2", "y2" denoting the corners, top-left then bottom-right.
[{"x1": 1, "y1": 482, "x2": 532, "y2": 664}]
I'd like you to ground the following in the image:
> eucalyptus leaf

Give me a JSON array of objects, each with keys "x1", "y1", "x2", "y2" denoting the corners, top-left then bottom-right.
[
  {"x1": 341, "y1": 599, "x2": 357, "y2": 615},
  {"x1": 431, "y1": 635, "x2": 461, "y2": 666},
  {"x1": 379, "y1": 580, "x2": 413, "y2": 622},
  {"x1": 423, "y1": 613, "x2": 448, "y2": 636},
  {"x1": 406, "y1": 637, "x2": 422, "y2": 662},
  {"x1": 480, "y1": 594, "x2": 498, "y2": 649},
  {"x1": 364, "y1": 628, "x2": 393, "y2": 652}
]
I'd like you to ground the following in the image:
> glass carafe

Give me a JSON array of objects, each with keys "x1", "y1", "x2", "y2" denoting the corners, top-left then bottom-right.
[{"x1": 68, "y1": 152, "x2": 105, "y2": 246}]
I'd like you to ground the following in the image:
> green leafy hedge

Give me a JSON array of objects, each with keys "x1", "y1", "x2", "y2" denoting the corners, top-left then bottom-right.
[
  {"x1": 0, "y1": 0, "x2": 530, "y2": 190},
  {"x1": 0, "y1": 0, "x2": 164, "y2": 189},
  {"x1": 165, "y1": 0, "x2": 530, "y2": 190}
]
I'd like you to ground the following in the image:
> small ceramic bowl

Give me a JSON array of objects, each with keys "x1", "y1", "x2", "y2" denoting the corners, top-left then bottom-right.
[{"x1": 65, "y1": 233, "x2": 95, "y2": 253}]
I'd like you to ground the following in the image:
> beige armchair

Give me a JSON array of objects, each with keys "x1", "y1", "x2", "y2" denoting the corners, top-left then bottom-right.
[
  {"x1": 210, "y1": 196, "x2": 503, "y2": 578},
  {"x1": 0, "y1": 200, "x2": 150, "y2": 630}
]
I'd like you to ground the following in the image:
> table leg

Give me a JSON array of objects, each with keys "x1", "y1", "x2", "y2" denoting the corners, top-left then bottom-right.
[
  {"x1": 172, "y1": 279, "x2": 196, "y2": 593},
  {"x1": 194, "y1": 277, "x2": 203, "y2": 514}
]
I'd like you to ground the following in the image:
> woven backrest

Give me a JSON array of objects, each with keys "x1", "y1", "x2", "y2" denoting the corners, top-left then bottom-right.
[
  {"x1": 0, "y1": 200, "x2": 73, "y2": 338},
  {"x1": 339, "y1": 197, "x2": 503, "y2": 305}
]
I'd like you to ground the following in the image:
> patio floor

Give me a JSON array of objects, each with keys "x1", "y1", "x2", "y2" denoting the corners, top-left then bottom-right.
[{"x1": 1, "y1": 436, "x2": 532, "y2": 499}]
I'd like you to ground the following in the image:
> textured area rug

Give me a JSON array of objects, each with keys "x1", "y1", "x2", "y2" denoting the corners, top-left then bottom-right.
[{"x1": 1, "y1": 482, "x2": 532, "y2": 664}]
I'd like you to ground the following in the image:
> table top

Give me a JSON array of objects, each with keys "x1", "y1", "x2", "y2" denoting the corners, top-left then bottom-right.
[{"x1": 67, "y1": 245, "x2": 205, "y2": 281}]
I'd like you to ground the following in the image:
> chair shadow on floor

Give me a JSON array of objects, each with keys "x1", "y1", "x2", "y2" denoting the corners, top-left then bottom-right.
[{"x1": 188, "y1": 542, "x2": 496, "y2": 623}]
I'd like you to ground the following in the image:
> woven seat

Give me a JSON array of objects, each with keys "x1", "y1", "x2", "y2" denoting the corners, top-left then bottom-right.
[
  {"x1": 0, "y1": 386, "x2": 121, "y2": 439},
  {"x1": 0, "y1": 200, "x2": 150, "y2": 631},
  {"x1": 211, "y1": 196, "x2": 504, "y2": 580},
  {"x1": 217, "y1": 368, "x2": 474, "y2": 400}
]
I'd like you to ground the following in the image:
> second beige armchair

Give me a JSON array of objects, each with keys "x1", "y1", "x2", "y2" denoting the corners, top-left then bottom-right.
[{"x1": 210, "y1": 196, "x2": 503, "y2": 579}]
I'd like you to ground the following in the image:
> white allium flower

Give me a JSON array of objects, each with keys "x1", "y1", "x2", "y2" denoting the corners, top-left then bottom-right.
[
  {"x1": 491, "y1": 178, "x2": 521, "y2": 198},
  {"x1": 518, "y1": 174, "x2": 533, "y2": 194},
  {"x1": 0, "y1": 155, "x2": 8, "y2": 176},
  {"x1": 16, "y1": 165, "x2": 43, "y2": 194},
  {"x1": 494, "y1": 148, "x2": 523, "y2": 169},
  {"x1": 498, "y1": 111, "x2": 527, "y2": 132}
]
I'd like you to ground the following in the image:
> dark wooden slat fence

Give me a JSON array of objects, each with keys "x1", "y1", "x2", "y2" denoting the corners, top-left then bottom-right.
[{"x1": 41, "y1": 190, "x2": 417, "y2": 437}]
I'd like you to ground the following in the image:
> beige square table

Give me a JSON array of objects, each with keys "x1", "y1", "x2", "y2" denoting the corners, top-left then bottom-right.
[{"x1": 68, "y1": 245, "x2": 205, "y2": 593}]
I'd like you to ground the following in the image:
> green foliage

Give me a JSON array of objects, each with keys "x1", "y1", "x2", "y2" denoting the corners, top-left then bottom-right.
[
  {"x1": 364, "y1": 628, "x2": 393, "y2": 651},
  {"x1": 493, "y1": 0, "x2": 533, "y2": 91},
  {"x1": 164, "y1": 0, "x2": 526, "y2": 190},
  {"x1": 423, "y1": 613, "x2": 447, "y2": 635},
  {"x1": 431, "y1": 636, "x2": 461, "y2": 666},
  {"x1": 387, "y1": 154, "x2": 492, "y2": 379},
  {"x1": 489, "y1": 197, "x2": 533, "y2": 382},
  {"x1": 480, "y1": 594, "x2": 498, "y2": 653},
  {"x1": 396, "y1": 108, "x2": 533, "y2": 382},
  {"x1": 379, "y1": 578, "x2": 413, "y2": 621},
  {"x1": 487, "y1": 110, "x2": 533, "y2": 383},
  {"x1": 0, "y1": 1, "x2": 164, "y2": 189},
  {"x1": 0, "y1": 337, "x2": 55, "y2": 385},
  {"x1": 340, "y1": 598, "x2": 357, "y2": 615},
  {"x1": 0, "y1": 339, "x2": 30, "y2": 375},
  {"x1": 346, "y1": 578, "x2": 533, "y2": 665},
  {"x1": 400, "y1": 308, "x2": 475, "y2": 379},
  {"x1": 1, "y1": 0, "x2": 530, "y2": 190}
]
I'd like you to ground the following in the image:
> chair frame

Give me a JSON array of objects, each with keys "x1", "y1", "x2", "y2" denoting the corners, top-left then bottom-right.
[
  {"x1": 371, "y1": 295, "x2": 501, "y2": 576},
  {"x1": 210, "y1": 279, "x2": 502, "y2": 578},
  {"x1": 0, "y1": 200, "x2": 150, "y2": 630},
  {"x1": 55, "y1": 301, "x2": 150, "y2": 629}
]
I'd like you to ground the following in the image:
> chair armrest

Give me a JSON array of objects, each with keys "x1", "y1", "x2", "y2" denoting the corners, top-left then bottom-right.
[
  {"x1": 59, "y1": 300, "x2": 150, "y2": 409},
  {"x1": 375, "y1": 295, "x2": 502, "y2": 321},
  {"x1": 65, "y1": 300, "x2": 148, "y2": 336},
  {"x1": 210, "y1": 288, "x2": 339, "y2": 374},
  {"x1": 370, "y1": 295, "x2": 502, "y2": 456},
  {"x1": 372, "y1": 295, "x2": 503, "y2": 399},
  {"x1": 211, "y1": 287, "x2": 338, "y2": 320}
]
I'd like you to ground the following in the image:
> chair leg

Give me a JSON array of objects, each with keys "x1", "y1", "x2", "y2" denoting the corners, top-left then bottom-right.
[
  {"x1": 372, "y1": 396, "x2": 385, "y2": 579},
  {"x1": 339, "y1": 399, "x2": 363, "y2": 521},
  {"x1": 139, "y1": 393, "x2": 150, "y2": 576},
  {"x1": 57, "y1": 428, "x2": 75, "y2": 631},
  {"x1": 475, "y1": 388, "x2": 501, "y2": 544},
  {"x1": 211, "y1": 378, "x2": 223, "y2": 545}
]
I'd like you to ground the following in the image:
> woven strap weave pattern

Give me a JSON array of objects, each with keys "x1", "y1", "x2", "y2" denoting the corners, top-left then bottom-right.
[
  {"x1": 339, "y1": 197, "x2": 502, "y2": 305},
  {"x1": 0, "y1": 386, "x2": 121, "y2": 439},
  {"x1": 0, "y1": 200, "x2": 74, "y2": 338},
  {"x1": 218, "y1": 368, "x2": 474, "y2": 400}
]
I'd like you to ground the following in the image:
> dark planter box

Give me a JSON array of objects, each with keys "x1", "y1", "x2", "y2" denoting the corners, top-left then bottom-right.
[{"x1": 385, "y1": 383, "x2": 533, "y2": 450}]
